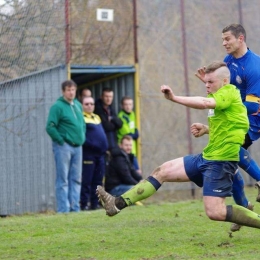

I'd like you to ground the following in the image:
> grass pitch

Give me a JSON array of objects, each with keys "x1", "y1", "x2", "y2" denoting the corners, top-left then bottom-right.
[{"x1": 1, "y1": 187, "x2": 260, "y2": 260}]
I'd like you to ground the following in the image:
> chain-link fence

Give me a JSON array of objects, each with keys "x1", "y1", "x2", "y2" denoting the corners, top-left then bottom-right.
[{"x1": 0, "y1": 0, "x2": 66, "y2": 82}]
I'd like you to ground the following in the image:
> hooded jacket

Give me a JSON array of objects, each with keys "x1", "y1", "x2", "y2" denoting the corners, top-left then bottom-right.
[
  {"x1": 46, "y1": 96, "x2": 86, "y2": 146},
  {"x1": 105, "y1": 146, "x2": 142, "y2": 192}
]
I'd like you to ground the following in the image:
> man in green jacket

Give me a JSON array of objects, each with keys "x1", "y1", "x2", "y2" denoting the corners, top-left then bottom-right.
[{"x1": 46, "y1": 80, "x2": 86, "y2": 213}]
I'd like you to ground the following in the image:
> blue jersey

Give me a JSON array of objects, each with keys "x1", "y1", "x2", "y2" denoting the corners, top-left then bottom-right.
[{"x1": 224, "y1": 49, "x2": 260, "y2": 141}]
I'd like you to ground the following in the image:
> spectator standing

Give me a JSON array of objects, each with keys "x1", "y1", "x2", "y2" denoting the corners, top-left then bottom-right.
[
  {"x1": 80, "y1": 96, "x2": 108, "y2": 210},
  {"x1": 105, "y1": 135, "x2": 142, "y2": 196},
  {"x1": 94, "y1": 88, "x2": 122, "y2": 150},
  {"x1": 78, "y1": 87, "x2": 92, "y2": 103},
  {"x1": 46, "y1": 80, "x2": 86, "y2": 213},
  {"x1": 117, "y1": 96, "x2": 141, "y2": 173}
]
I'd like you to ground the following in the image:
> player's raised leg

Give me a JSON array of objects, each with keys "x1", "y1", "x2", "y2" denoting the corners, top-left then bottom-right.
[{"x1": 96, "y1": 157, "x2": 189, "y2": 216}]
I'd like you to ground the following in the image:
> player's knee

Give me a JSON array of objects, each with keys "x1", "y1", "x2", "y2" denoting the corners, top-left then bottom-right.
[
  {"x1": 205, "y1": 207, "x2": 225, "y2": 221},
  {"x1": 238, "y1": 148, "x2": 251, "y2": 169},
  {"x1": 205, "y1": 208, "x2": 217, "y2": 220},
  {"x1": 205, "y1": 210, "x2": 221, "y2": 221},
  {"x1": 151, "y1": 164, "x2": 167, "y2": 182}
]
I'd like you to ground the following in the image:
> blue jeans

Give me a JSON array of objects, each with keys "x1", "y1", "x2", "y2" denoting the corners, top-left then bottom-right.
[
  {"x1": 109, "y1": 185, "x2": 134, "y2": 197},
  {"x1": 52, "y1": 142, "x2": 82, "y2": 213}
]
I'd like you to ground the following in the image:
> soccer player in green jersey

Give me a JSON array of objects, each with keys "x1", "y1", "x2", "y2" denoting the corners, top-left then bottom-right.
[{"x1": 97, "y1": 61, "x2": 260, "y2": 230}]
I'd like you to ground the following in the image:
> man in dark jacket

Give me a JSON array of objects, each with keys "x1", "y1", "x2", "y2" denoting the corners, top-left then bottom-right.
[
  {"x1": 105, "y1": 135, "x2": 142, "y2": 196},
  {"x1": 94, "y1": 88, "x2": 122, "y2": 150},
  {"x1": 81, "y1": 96, "x2": 108, "y2": 211}
]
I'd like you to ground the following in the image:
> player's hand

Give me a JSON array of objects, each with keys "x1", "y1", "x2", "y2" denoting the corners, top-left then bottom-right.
[
  {"x1": 195, "y1": 67, "x2": 206, "y2": 83},
  {"x1": 160, "y1": 85, "x2": 175, "y2": 101},
  {"x1": 190, "y1": 123, "x2": 207, "y2": 137}
]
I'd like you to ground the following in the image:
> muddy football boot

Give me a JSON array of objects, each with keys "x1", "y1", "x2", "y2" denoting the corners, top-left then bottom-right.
[
  {"x1": 230, "y1": 202, "x2": 254, "y2": 232},
  {"x1": 255, "y1": 181, "x2": 260, "y2": 202},
  {"x1": 96, "y1": 185, "x2": 120, "y2": 217}
]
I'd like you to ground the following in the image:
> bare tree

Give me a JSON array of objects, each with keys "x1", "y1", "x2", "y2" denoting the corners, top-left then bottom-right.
[
  {"x1": 70, "y1": 0, "x2": 134, "y2": 65},
  {"x1": 0, "y1": 0, "x2": 66, "y2": 82}
]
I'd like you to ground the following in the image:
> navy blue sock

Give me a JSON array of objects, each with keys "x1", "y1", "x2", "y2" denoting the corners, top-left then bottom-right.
[
  {"x1": 147, "y1": 176, "x2": 162, "y2": 190},
  {"x1": 225, "y1": 205, "x2": 233, "y2": 221}
]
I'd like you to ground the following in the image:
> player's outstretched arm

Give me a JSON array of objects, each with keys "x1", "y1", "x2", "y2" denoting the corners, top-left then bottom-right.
[
  {"x1": 190, "y1": 123, "x2": 209, "y2": 137},
  {"x1": 161, "y1": 85, "x2": 175, "y2": 101},
  {"x1": 195, "y1": 67, "x2": 206, "y2": 83},
  {"x1": 160, "y1": 85, "x2": 216, "y2": 109}
]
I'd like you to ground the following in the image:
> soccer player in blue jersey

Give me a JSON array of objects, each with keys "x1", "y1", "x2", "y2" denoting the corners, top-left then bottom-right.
[
  {"x1": 97, "y1": 61, "x2": 260, "y2": 231},
  {"x1": 195, "y1": 24, "x2": 260, "y2": 231}
]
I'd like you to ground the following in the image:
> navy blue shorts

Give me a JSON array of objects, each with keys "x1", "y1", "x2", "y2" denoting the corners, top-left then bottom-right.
[{"x1": 183, "y1": 154, "x2": 238, "y2": 197}]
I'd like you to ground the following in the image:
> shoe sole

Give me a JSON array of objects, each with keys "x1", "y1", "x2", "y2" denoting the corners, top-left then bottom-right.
[
  {"x1": 230, "y1": 223, "x2": 241, "y2": 232},
  {"x1": 96, "y1": 186, "x2": 120, "y2": 217}
]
